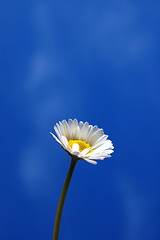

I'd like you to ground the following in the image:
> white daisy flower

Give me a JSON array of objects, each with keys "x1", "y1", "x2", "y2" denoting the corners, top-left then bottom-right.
[{"x1": 50, "y1": 119, "x2": 114, "y2": 165}]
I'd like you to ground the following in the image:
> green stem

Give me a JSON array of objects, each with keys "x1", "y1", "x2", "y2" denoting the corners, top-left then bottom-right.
[{"x1": 52, "y1": 157, "x2": 78, "y2": 240}]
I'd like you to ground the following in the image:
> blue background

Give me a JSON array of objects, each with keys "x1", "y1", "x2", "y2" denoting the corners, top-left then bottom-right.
[{"x1": 1, "y1": 0, "x2": 160, "y2": 239}]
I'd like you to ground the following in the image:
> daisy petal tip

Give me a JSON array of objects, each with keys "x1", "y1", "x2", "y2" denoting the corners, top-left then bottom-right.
[
  {"x1": 50, "y1": 132, "x2": 61, "y2": 144},
  {"x1": 89, "y1": 160, "x2": 97, "y2": 165},
  {"x1": 92, "y1": 161, "x2": 97, "y2": 165},
  {"x1": 50, "y1": 132, "x2": 55, "y2": 137},
  {"x1": 83, "y1": 158, "x2": 97, "y2": 165}
]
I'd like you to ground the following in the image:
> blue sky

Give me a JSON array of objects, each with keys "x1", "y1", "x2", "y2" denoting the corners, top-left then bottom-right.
[{"x1": 1, "y1": 1, "x2": 160, "y2": 240}]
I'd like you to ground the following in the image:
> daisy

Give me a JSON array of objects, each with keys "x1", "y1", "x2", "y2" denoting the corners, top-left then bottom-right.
[
  {"x1": 51, "y1": 119, "x2": 114, "y2": 240},
  {"x1": 50, "y1": 119, "x2": 114, "y2": 165}
]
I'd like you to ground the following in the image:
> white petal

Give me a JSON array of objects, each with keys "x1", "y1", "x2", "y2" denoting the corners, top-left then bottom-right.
[
  {"x1": 54, "y1": 124, "x2": 62, "y2": 140},
  {"x1": 67, "y1": 119, "x2": 74, "y2": 139},
  {"x1": 68, "y1": 119, "x2": 73, "y2": 139},
  {"x1": 72, "y1": 119, "x2": 79, "y2": 139},
  {"x1": 61, "y1": 120, "x2": 70, "y2": 139},
  {"x1": 106, "y1": 149, "x2": 114, "y2": 154},
  {"x1": 105, "y1": 140, "x2": 114, "y2": 147},
  {"x1": 92, "y1": 142, "x2": 114, "y2": 154},
  {"x1": 61, "y1": 136, "x2": 70, "y2": 150},
  {"x1": 87, "y1": 155, "x2": 105, "y2": 160},
  {"x1": 92, "y1": 135, "x2": 109, "y2": 149},
  {"x1": 85, "y1": 125, "x2": 99, "y2": 142},
  {"x1": 83, "y1": 158, "x2": 97, "y2": 165},
  {"x1": 78, "y1": 121, "x2": 84, "y2": 129},
  {"x1": 54, "y1": 123, "x2": 66, "y2": 142},
  {"x1": 72, "y1": 143, "x2": 79, "y2": 152},
  {"x1": 50, "y1": 132, "x2": 61, "y2": 144},
  {"x1": 81, "y1": 148, "x2": 91, "y2": 155},
  {"x1": 89, "y1": 129, "x2": 104, "y2": 145},
  {"x1": 59, "y1": 121, "x2": 67, "y2": 138},
  {"x1": 79, "y1": 122, "x2": 90, "y2": 140},
  {"x1": 87, "y1": 151, "x2": 111, "y2": 159},
  {"x1": 76, "y1": 121, "x2": 84, "y2": 139}
]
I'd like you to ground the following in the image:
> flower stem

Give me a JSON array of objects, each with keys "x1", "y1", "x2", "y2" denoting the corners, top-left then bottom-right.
[{"x1": 52, "y1": 157, "x2": 78, "y2": 240}]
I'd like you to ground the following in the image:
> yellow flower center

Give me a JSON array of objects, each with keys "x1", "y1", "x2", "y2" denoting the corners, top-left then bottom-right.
[{"x1": 68, "y1": 139, "x2": 92, "y2": 152}]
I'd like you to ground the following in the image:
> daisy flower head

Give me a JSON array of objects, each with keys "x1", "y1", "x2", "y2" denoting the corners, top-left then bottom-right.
[{"x1": 50, "y1": 119, "x2": 114, "y2": 165}]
